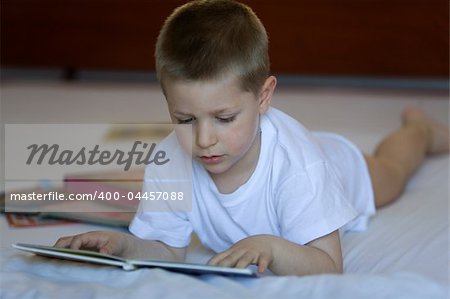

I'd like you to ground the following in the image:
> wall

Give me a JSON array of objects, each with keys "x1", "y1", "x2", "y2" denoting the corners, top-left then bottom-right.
[{"x1": 1, "y1": 0, "x2": 448, "y2": 77}]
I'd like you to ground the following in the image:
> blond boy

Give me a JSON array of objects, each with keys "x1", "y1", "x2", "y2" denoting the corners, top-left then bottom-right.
[{"x1": 56, "y1": 0, "x2": 449, "y2": 276}]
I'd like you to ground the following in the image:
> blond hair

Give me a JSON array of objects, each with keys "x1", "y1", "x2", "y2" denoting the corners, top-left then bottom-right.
[{"x1": 155, "y1": 0, "x2": 269, "y2": 95}]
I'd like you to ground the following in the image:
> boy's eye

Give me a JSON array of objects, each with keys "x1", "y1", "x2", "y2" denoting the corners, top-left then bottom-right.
[
  {"x1": 217, "y1": 115, "x2": 236, "y2": 123},
  {"x1": 177, "y1": 117, "x2": 194, "y2": 124}
]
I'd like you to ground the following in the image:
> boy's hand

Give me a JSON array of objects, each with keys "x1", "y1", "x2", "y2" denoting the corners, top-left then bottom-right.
[
  {"x1": 207, "y1": 235, "x2": 275, "y2": 273},
  {"x1": 54, "y1": 231, "x2": 187, "y2": 261},
  {"x1": 207, "y1": 231, "x2": 342, "y2": 276},
  {"x1": 54, "y1": 231, "x2": 132, "y2": 257}
]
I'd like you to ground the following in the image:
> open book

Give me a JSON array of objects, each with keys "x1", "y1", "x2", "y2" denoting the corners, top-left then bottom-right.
[{"x1": 12, "y1": 243, "x2": 257, "y2": 277}]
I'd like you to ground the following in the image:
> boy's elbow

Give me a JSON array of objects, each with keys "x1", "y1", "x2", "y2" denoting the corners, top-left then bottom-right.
[{"x1": 330, "y1": 259, "x2": 343, "y2": 274}]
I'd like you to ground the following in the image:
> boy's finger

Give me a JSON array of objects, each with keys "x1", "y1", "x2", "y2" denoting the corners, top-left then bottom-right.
[
  {"x1": 208, "y1": 250, "x2": 239, "y2": 266},
  {"x1": 53, "y1": 236, "x2": 73, "y2": 248},
  {"x1": 69, "y1": 233, "x2": 100, "y2": 250},
  {"x1": 217, "y1": 250, "x2": 247, "y2": 268},
  {"x1": 98, "y1": 240, "x2": 117, "y2": 255},
  {"x1": 257, "y1": 254, "x2": 270, "y2": 273},
  {"x1": 235, "y1": 253, "x2": 254, "y2": 269},
  {"x1": 69, "y1": 235, "x2": 85, "y2": 250},
  {"x1": 207, "y1": 251, "x2": 229, "y2": 266}
]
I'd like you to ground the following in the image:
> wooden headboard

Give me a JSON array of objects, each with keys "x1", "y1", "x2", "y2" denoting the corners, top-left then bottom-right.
[{"x1": 1, "y1": 0, "x2": 448, "y2": 78}]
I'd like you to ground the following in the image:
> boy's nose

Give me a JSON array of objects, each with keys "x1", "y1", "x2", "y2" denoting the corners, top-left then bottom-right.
[{"x1": 196, "y1": 123, "x2": 217, "y2": 149}]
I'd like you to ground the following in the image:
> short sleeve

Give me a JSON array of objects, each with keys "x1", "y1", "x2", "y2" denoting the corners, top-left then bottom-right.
[
  {"x1": 128, "y1": 165, "x2": 193, "y2": 248},
  {"x1": 128, "y1": 132, "x2": 193, "y2": 248},
  {"x1": 129, "y1": 209, "x2": 192, "y2": 248},
  {"x1": 275, "y1": 161, "x2": 358, "y2": 245}
]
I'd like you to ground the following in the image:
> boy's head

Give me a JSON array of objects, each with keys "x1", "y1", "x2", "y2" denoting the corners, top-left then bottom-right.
[
  {"x1": 155, "y1": 0, "x2": 269, "y2": 95},
  {"x1": 158, "y1": 1, "x2": 276, "y2": 184}
]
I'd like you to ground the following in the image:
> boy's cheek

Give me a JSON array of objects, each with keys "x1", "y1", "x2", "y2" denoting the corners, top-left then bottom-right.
[{"x1": 174, "y1": 125, "x2": 193, "y2": 155}]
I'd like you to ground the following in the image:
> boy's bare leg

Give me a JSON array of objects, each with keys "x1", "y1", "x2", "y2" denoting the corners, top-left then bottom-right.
[{"x1": 365, "y1": 107, "x2": 450, "y2": 208}]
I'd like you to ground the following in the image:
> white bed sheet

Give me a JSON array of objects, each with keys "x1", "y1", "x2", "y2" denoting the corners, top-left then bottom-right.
[
  {"x1": 343, "y1": 155, "x2": 449, "y2": 284},
  {"x1": 1, "y1": 81, "x2": 449, "y2": 298},
  {"x1": 0, "y1": 252, "x2": 446, "y2": 299}
]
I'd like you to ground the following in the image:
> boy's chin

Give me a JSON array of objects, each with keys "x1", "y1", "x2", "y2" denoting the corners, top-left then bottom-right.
[
  {"x1": 203, "y1": 164, "x2": 227, "y2": 174},
  {"x1": 200, "y1": 162, "x2": 230, "y2": 176}
]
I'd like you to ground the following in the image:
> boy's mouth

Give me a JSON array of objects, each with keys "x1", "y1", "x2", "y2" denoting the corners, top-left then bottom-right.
[{"x1": 199, "y1": 155, "x2": 224, "y2": 164}]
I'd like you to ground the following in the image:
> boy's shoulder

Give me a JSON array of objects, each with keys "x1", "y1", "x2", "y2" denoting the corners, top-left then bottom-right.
[
  {"x1": 263, "y1": 107, "x2": 322, "y2": 159},
  {"x1": 263, "y1": 107, "x2": 312, "y2": 141},
  {"x1": 261, "y1": 107, "x2": 326, "y2": 174}
]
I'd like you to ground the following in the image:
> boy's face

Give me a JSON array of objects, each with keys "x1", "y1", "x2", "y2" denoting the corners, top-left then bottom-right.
[{"x1": 163, "y1": 73, "x2": 275, "y2": 183}]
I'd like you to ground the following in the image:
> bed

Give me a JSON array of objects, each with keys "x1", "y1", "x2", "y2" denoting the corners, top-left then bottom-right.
[{"x1": 1, "y1": 80, "x2": 448, "y2": 299}]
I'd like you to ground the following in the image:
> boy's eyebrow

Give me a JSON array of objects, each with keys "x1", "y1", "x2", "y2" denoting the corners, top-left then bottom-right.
[{"x1": 172, "y1": 107, "x2": 239, "y2": 116}]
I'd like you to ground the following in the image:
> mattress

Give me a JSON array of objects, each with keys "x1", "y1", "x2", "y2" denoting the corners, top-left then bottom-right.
[{"x1": 1, "y1": 80, "x2": 448, "y2": 298}]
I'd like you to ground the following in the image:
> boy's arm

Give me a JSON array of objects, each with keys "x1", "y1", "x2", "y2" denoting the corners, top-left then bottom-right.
[
  {"x1": 124, "y1": 233, "x2": 186, "y2": 261},
  {"x1": 54, "y1": 231, "x2": 186, "y2": 262},
  {"x1": 208, "y1": 230, "x2": 342, "y2": 276}
]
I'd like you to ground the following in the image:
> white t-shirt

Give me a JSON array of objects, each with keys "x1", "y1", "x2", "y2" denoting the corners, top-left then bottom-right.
[{"x1": 130, "y1": 107, "x2": 375, "y2": 252}]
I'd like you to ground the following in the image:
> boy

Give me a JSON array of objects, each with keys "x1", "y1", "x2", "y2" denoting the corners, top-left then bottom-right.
[{"x1": 55, "y1": 0, "x2": 449, "y2": 276}]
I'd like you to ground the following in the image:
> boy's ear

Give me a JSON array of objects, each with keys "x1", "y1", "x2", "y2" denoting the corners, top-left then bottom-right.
[{"x1": 258, "y1": 76, "x2": 277, "y2": 114}]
